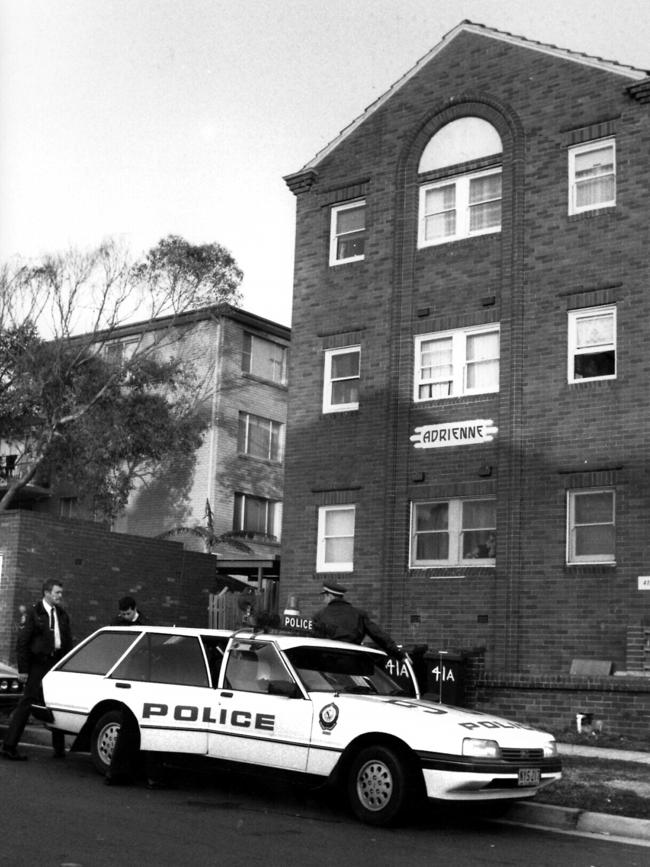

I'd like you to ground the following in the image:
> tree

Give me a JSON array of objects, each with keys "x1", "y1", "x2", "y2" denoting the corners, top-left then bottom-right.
[{"x1": 0, "y1": 235, "x2": 243, "y2": 518}]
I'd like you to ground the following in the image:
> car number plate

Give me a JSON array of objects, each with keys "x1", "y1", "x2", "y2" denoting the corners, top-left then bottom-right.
[{"x1": 518, "y1": 768, "x2": 540, "y2": 786}]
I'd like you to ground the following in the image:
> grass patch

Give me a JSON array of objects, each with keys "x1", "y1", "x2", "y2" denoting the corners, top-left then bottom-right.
[{"x1": 534, "y1": 756, "x2": 650, "y2": 820}]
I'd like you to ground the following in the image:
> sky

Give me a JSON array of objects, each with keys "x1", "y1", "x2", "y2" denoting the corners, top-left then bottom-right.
[{"x1": 1, "y1": 1, "x2": 649, "y2": 328}]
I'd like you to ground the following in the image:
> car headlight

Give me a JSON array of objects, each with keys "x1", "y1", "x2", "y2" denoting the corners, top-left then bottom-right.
[
  {"x1": 462, "y1": 737, "x2": 501, "y2": 758},
  {"x1": 0, "y1": 680, "x2": 7, "y2": 691},
  {"x1": 543, "y1": 740, "x2": 558, "y2": 758}
]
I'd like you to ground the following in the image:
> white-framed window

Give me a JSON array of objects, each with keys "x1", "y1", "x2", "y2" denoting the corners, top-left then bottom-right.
[
  {"x1": 410, "y1": 498, "x2": 496, "y2": 567},
  {"x1": 323, "y1": 346, "x2": 360, "y2": 412},
  {"x1": 242, "y1": 333, "x2": 287, "y2": 385},
  {"x1": 330, "y1": 200, "x2": 367, "y2": 265},
  {"x1": 238, "y1": 412, "x2": 284, "y2": 462},
  {"x1": 414, "y1": 325, "x2": 499, "y2": 401},
  {"x1": 233, "y1": 493, "x2": 282, "y2": 540},
  {"x1": 105, "y1": 337, "x2": 140, "y2": 365},
  {"x1": 567, "y1": 489, "x2": 615, "y2": 564},
  {"x1": 568, "y1": 306, "x2": 616, "y2": 383},
  {"x1": 317, "y1": 504, "x2": 356, "y2": 572},
  {"x1": 418, "y1": 168, "x2": 501, "y2": 247},
  {"x1": 568, "y1": 138, "x2": 616, "y2": 215}
]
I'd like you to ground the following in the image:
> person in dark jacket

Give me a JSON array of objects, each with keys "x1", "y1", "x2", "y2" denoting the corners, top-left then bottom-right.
[
  {"x1": 312, "y1": 581, "x2": 405, "y2": 658},
  {"x1": 111, "y1": 596, "x2": 146, "y2": 626},
  {"x1": 105, "y1": 595, "x2": 165, "y2": 788},
  {"x1": 2, "y1": 579, "x2": 73, "y2": 761}
]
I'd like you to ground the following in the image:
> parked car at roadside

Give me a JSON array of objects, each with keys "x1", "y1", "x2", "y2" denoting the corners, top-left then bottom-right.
[
  {"x1": 0, "y1": 661, "x2": 23, "y2": 713},
  {"x1": 35, "y1": 626, "x2": 561, "y2": 825}
]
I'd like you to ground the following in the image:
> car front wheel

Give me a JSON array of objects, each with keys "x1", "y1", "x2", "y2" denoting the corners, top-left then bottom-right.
[
  {"x1": 346, "y1": 744, "x2": 417, "y2": 826},
  {"x1": 90, "y1": 710, "x2": 122, "y2": 774}
]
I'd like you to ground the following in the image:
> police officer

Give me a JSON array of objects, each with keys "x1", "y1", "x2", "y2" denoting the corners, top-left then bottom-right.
[
  {"x1": 312, "y1": 581, "x2": 405, "y2": 658},
  {"x1": 2, "y1": 579, "x2": 72, "y2": 761}
]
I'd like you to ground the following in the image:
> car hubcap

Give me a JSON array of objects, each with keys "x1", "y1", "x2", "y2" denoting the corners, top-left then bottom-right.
[
  {"x1": 98, "y1": 723, "x2": 120, "y2": 765},
  {"x1": 356, "y1": 759, "x2": 393, "y2": 811}
]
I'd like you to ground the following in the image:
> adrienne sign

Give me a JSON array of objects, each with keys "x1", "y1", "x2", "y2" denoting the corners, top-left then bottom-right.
[{"x1": 410, "y1": 419, "x2": 498, "y2": 449}]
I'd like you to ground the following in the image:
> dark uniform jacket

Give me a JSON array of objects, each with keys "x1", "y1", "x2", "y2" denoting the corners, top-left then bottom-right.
[
  {"x1": 312, "y1": 599, "x2": 403, "y2": 657},
  {"x1": 16, "y1": 600, "x2": 73, "y2": 673},
  {"x1": 110, "y1": 610, "x2": 147, "y2": 626}
]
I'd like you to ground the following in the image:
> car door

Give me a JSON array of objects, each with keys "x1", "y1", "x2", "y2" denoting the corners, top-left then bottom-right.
[
  {"x1": 209, "y1": 639, "x2": 313, "y2": 771},
  {"x1": 109, "y1": 632, "x2": 213, "y2": 755}
]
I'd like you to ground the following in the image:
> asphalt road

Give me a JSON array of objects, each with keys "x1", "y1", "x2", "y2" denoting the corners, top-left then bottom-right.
[{"x1": 1, "y1": 743, "x2": 648, "y2": 867}]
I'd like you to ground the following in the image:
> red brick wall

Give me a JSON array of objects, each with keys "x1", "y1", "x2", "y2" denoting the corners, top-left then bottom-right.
[
  {"x1": 472, "y1": 673, "x2": 650, "y2": 741},
  {"x1": 282, "y1": 30, "x2": 650, "y2": 674},
  {"x1": 0, "y1": 511, "x2": 217, "y2": 665}
]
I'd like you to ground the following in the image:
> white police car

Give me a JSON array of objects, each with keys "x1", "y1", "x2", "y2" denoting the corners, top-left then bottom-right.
[{"x1": 36, "y1": 626, "x2": 561, "y2": 825}]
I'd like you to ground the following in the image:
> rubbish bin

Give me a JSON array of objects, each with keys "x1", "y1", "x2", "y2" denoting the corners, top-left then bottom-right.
[{"x1": 421, "y1": 649, "x2": 465, "y2": 706}]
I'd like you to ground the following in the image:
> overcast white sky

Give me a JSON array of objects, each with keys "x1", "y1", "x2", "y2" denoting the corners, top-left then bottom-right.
[{"x1": 1, "y1": 0, "x2": 649, "y2": 327}]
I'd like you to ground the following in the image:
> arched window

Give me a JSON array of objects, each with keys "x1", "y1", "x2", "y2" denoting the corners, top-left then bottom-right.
[
  {"x1": 418, "y1": 118, "x2": 502, "y2": 173},
  {"x1": 418, "y1": 117, "x2": 502, "y2": 247}
]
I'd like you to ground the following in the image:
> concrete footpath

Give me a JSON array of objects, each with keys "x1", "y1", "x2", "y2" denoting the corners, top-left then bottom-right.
[
  {"x1": 4, "y1": 722, "x2": 650, "y2": 843},
  {"x1": 502, "y1": 742, "x2": 650, "y2": 844}
]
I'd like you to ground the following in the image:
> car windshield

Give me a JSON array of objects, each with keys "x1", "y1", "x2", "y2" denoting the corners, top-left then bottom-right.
[{"x1": 285, "y1": 646, "x2": 409, "y2": 696}]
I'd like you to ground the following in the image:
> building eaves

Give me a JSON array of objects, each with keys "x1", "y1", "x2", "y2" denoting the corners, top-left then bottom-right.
[
  {"x1": 287, "y1": 19, "x2": 649, "y2": 180},
  {"x1": 72, "y1": 303, "x2": 290, "y2": 344}
]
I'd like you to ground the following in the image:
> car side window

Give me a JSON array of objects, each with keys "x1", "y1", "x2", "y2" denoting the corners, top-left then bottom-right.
[
  {"x1": 57, "y1": 631, "x2": 139, "y2": 675},
  {"x1": 224, "y1": 641, "x2": 296, "y2": 695},
  {"x1": 111, "y1": 633, "x2": 209, "y2": 687}
]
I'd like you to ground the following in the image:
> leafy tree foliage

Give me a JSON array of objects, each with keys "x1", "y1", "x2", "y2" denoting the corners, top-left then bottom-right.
[
  {"x1": 0, "y1": 235, "x2": 243, "y2": 518},
  {"x1": 133, "y1": 234, "x2": 244, "y2": 312}
]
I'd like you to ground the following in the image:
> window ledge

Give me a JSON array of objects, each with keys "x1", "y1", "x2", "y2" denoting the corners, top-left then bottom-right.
[
  {"x1": 409, "y1": 566, "x2": 495, "y2": 577},
  {"x1": 413, "y1": 393, "x2": 499, "y2": 409},
  {"x1": 329, "y1": 258, "x2": 366, "y2": 268},
  {"x1": 241, "y1": 372, "x2": 288, "y2": 390},
  {"x1": 567, "y1": 206, "x2": 616, "y2": 222},
  {"x1": 564, "y1": 563, "x2": 616, "y2": 573},
  {"x1": 237, "y1": 453, "x2": 283, "y2": 468},
  {"x1": 417, "y1": 232, "x2": 501, "y2": 255},
  {"x1": 562, "y1": 379, "x2": 617, "y2": 393}
]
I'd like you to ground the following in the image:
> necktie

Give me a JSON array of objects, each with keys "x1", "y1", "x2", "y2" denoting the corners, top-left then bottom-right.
[{"x1": 50, "y1": 607, "x2": 55, "y2": 630}]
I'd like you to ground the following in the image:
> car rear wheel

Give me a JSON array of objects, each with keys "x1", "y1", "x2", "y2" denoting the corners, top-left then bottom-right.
[
  {"x1": 90, "y1": 710, "x2": 122, "y2": 774},
  {"x1": 346, "y1": 744, "x2": 418, "y2": 826}
]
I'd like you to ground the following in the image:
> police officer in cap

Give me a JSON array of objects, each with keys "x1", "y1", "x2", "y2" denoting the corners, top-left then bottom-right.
[{"x1": 312, "y1": 581, "x2": 405, "y2": 658}]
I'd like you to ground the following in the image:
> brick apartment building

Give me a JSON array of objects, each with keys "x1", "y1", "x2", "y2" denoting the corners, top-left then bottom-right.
[
  {"x1": 281, "y1": 19, "x2": 650, "y2": 699},
  {"x1": 1, "y1": 305, "x2": 290, "y2": 607}
]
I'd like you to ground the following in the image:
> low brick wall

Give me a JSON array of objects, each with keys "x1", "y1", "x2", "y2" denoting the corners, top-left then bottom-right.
[
  {"x1": 469, "y1": 671, "x2": 650, "y2": 740},
  {"x1": 0, "y1": 511, "x2": 218, "y2": 666}
]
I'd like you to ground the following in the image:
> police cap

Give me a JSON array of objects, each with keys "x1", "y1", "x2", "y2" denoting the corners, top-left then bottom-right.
[{"x1": 321, "y1": 581, "x2": 347, "y2": 597}]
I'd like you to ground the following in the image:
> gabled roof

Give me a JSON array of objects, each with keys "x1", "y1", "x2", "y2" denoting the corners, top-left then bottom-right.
[{"x1": 291, "y1": 20, "x2": 649, "y2": 177}]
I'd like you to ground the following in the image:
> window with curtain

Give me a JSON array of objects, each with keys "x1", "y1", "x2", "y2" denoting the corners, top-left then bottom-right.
[
  {"x1": 419, "y1": 169, "x2": 501, "y2": 246},
  {"x1": 410, "y1": 498, "x2": 496, "y2": 567},
  {"x1": 568, "y1": 306, "x2": 616, "y2": 382},
  {"x1": 238, "y1": 412, "x2": 284, "y2": 461},
  {"x1": 233, "y1": 493, "x2": 281, "y2": 539},
  {"x1": 317, "y1": 505, "x2": 356, "y2": 572},
  {"x1": 323, "y1": 346, "x2": 360, "y2": 412},
  {"x1": 567, "y1": 489, "x2": 615, "y2": 564},
  {"x1": 242, "y1": 333, "x2": 288, "y2": 385},
  {"x1": 568, "y1": 139, "x2": 616, "y2": 214},
  {"x1": 417, "y1": 117, "x2": 503, "y2": 249},
  {"x1": 330, "y1": 200, "x2": 367, "y2": 265},
  {"x1": 414, "y1": 325, "x2": 499, "y2": 401}
]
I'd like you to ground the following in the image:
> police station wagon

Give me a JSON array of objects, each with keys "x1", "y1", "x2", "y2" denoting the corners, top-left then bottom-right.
[{"x1": 37, "y1": 626, "x2": 561, "y2": 825}]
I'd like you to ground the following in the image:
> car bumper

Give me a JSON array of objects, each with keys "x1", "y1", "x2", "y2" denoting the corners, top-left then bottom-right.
[{"x1": 418, "y1": 752, "x2": 562, "y2": 801}]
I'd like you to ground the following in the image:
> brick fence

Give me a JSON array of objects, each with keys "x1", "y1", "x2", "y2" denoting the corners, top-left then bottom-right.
[
  {"x1": 0, "y1": 511, "x2": 218, "y2": 666},
  {"x1": 461, "y1": 650, "x2": 650, "y2": 740}
]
